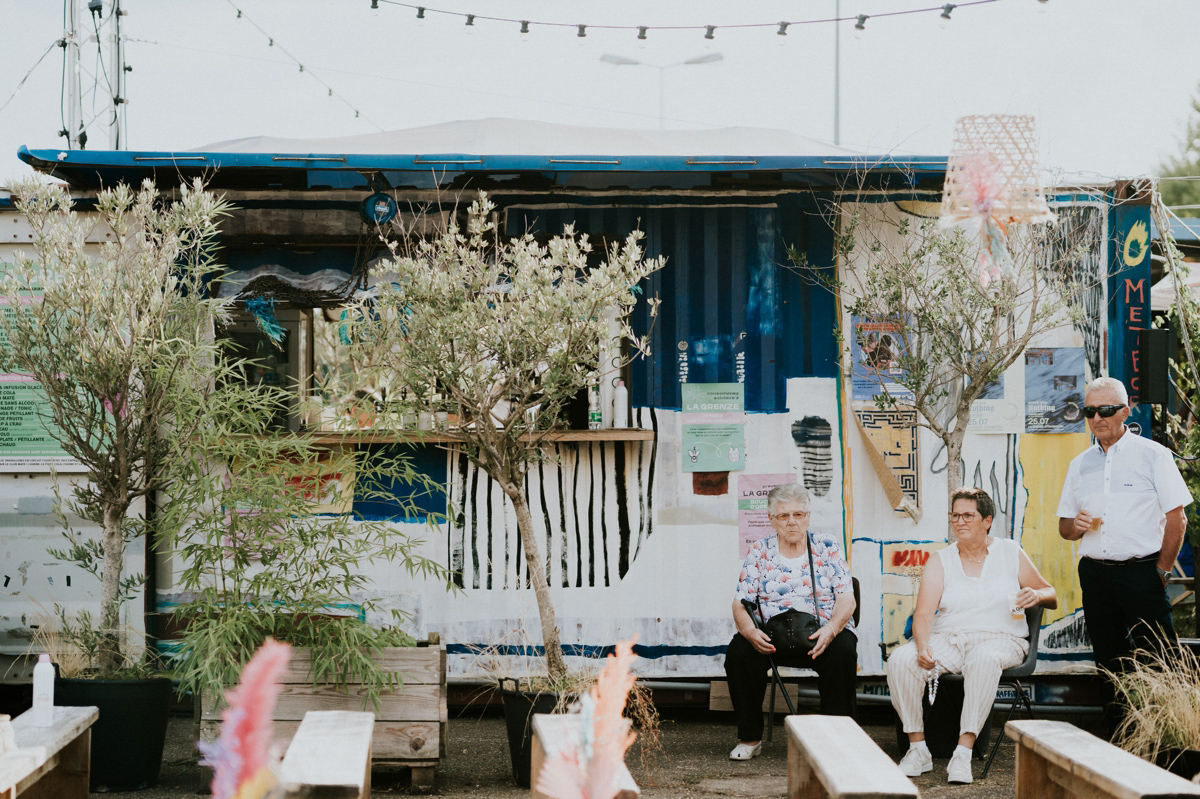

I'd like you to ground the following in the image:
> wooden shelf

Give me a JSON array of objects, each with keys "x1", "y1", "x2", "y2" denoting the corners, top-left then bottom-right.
[{"x1": 305, "y1": 428, "x2": 655, "y2": 445}]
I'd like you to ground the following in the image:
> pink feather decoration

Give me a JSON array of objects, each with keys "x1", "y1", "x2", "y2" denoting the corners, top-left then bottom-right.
[
  {"x1": 198, "y1": 638, "x2": 292, "y2": 799},
  {"x1": 958, "y1": 149, "x2": 1014, "y2": 287},
  {"x1": 960, "y1": 149, "x2": 1003, "y2": 217},
  {"x1": 535, "y1": 638, "x2": 639, "y2": 799}
]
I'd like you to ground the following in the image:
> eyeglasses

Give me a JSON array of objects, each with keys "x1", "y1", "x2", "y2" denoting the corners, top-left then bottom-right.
[
  {"x1": 771, "y1": 511, "x2": 810, "y2": 522},
  {"x1": 1083, "y1": 404, "x2": 1125, "y2": 419},
  {"x1": 949, "y1": 512, "x2": 979, "y2": 523}
]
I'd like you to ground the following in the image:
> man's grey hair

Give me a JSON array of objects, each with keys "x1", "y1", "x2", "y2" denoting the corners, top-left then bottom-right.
[
  {"x1": 1086, "y1": 376, "x2": 1129, "y2": 406},
  {"x1": 767, "y1": 483, "x2": 811, "y2": 514}
]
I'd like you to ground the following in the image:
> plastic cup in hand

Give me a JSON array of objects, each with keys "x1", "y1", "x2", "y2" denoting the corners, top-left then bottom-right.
[
  {"x1": 1084, "y1": 494, "x2": 1107, "y2": 532},
  {"x1": 1009, "y1": 593, "x2": 1024, "y2": 621}
]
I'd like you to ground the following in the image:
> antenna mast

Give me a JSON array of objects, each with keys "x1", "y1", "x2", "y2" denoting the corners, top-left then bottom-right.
[{"x1": 63, "y1": 0, "x2": 85, "y2": 149}]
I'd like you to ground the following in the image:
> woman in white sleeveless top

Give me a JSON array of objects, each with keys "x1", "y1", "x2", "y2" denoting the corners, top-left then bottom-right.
[{"x1": 887, "y1": 487, "x2": 1057, "y2": 785}]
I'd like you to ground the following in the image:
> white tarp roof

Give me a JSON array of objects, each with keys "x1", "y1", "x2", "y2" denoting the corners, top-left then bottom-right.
[
  {"x1": 194, "y1": 117, "x2": 859, "y2": 157},
  {"x1": 1151, "y1": 262, "x2": 1200, "y2": 311}
]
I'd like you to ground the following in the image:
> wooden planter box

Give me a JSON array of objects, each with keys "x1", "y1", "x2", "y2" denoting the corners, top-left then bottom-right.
[{"x1": 198, "y1": 643, "x2": 446, "y2": 788}]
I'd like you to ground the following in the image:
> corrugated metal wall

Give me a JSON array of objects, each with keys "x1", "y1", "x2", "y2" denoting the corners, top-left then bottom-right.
[{"x1": 504, "y1": 198, "x2": 838, "y2": 412}]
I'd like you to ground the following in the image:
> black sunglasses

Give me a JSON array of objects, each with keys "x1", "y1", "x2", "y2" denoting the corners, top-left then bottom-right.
[{"x1": 1082, "y1": 404, "x2": 1125, "y2": 419}]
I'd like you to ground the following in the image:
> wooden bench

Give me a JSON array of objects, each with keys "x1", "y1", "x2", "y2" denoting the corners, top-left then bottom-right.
[
  {"x1": 529, "y1": 713, "x2": 639, "y2": 799},
  {"x1": 279, "y1": 710, "x2": 374, "y2": 799},
  {"x1": 1006, "y1": 719, "x2": 1200, "y2": 799},
  {"x1": 786, "y1": 715, "x2": 918, "y2": 799},
  {"x1": 0, "y1": 705, "x2": 98, "y2": 799}
]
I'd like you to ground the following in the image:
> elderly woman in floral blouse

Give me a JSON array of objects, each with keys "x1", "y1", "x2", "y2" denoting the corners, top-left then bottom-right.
[{"x1": 724, "y1": 483, "x2": 858, "y2": 761}]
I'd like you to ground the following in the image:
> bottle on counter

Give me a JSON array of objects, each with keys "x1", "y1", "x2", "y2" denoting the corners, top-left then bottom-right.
[
  {"x1": 588, "y1": 384, "x2": 603, "y2": 430},
  {"x1": 31, "y1": 653, "x2": 54, "y2": 726},
  {"x1": 612, "y1": 379, "x2": 629, "y2": 428}
]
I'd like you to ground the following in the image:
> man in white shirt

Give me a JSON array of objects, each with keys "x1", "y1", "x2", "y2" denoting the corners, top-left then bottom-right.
[{"x1": 1057, "y1": 377, "x2": 1192, "y2": 736}]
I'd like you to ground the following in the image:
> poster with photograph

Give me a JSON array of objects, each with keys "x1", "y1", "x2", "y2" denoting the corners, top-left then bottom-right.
[
  {"x1": 736, "y1": 473, "x2": 793, "y2": 558},
  {"x1": 681, "y1": 383, "x2": 746, "y2": 472},
  {"x1": 850, "y1": 316, "x2": 914, "y2": 402},
  {"x1": 967, "y1": 360, "x2": 1025, "y2": 434},
  {"x1": 1025, "y1": 347, "x2": 1086, "y2": 433}
]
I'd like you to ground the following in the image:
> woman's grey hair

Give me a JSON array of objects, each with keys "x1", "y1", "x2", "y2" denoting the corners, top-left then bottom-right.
[
  {"x1": 1086, "y1": 376, "x2": 1129, "y2": 406},
  {"x1": 767, "y1": 483, "x2": 811, "y2": 514}
]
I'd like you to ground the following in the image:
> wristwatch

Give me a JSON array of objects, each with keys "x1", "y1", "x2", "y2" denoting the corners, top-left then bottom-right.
[{"x1": 1157, "y1": 566, "x2": 1172, "y2": 584}]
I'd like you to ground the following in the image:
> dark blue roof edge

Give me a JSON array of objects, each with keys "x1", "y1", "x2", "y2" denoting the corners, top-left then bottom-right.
[{"x1": 19, "y1": 146, "x2": 949, "y2": 174}]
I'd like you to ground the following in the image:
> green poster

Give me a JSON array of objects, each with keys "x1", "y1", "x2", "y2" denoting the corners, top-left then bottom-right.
[
  {"x1": 0, "y1": 282, "x2": 82, "y2": 470},
  {"x1": 681, "y1": 383, "x2": 746, "y2": 472},
  {"x1": 0, "y1": 379, "x2": 81, "y2": 470}
]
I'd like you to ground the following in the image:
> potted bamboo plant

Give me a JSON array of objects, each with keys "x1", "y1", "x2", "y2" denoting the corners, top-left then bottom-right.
[
  {"x1": 0, "y1": 178, "x2": 246, "y2": 791},
  {"x1": 167, "y1": 417, "x2": 452, "y2": 785}
]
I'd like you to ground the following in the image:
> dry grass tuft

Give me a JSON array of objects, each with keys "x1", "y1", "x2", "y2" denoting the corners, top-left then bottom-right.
[{"x1": 1107, "y1": 643, "x2": 1200, "y2": 771}]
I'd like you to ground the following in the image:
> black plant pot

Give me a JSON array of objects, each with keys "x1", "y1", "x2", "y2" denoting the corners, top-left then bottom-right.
[
  {"x1": 56, "y1": 676, "x2": 173, "y2": 792},
  {"x1": 1156, "y1": 747, "x2": 1200, "y2": 781},
  {"x1": 499, "y1": 682, "x2": 560, "y2": 788}
]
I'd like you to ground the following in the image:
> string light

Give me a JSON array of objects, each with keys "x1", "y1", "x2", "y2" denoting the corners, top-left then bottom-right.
[
  {"x1": 373, "y1": 0, "x2": 1001, "y2": 42},
  {"x1": 225, "y1": 0, "x2": 381, "y2": 130}
]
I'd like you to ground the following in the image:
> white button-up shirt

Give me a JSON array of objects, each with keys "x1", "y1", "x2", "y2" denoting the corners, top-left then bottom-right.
[{"x1": 1057, "y1": 428, "x2": 1193, "y2": 561}]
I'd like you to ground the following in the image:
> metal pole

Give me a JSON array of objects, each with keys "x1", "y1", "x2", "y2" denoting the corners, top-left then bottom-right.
[
  {"x1": 108, "y1": 0, "x2": 124, "y2": 149},
  {"x1": 834, "y1": 0, "x2": 841, "y2": 145},
  {"x1": 65, "y1": 0, "x2": 84, "y2": 149},
  {"x1": 657, "y1": 67, "x2": 665, "y2": 130}
]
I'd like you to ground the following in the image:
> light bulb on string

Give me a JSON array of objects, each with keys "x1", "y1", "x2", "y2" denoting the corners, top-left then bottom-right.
[
  {"x1": 938, "y1": 4, "x2": 955, "y2": 29},
  {"x1": 519, "y1": 20, "x2": 530, "y2": 40},
  {"x1": 576, "y1": 24, "x2": 587, "y2": 48},
  {"x1": 415, "y1": 6, "x2": 425, "y2": 27},
  {"x1": 703, "y1": 25, "x2": 716, "y2": 50},
  {"x1": 776, "y1": 21, "x2": 789, "y2": 47},
  {"x1": 853, "y1": 14, "x2": 867, "y2": 40},
  {"x1": 1037, "y1": 0, "x2": 1049, "y2": 13},
  {"x1": 636, "y1": 26, "x2": 648, "y2": 50},
  {"x1": 464, "y1": 14, "x2": 475, "y2": 35}
]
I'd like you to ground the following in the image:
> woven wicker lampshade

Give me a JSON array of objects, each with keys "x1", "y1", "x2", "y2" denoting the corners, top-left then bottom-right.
[{"x1": 939, "y1": 114, "x2": 1055, "y2": 227}]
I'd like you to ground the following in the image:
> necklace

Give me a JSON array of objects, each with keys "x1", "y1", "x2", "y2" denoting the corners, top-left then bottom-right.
[{"x1": 960, "y1": 539, "x2": 990, "y2": 564}]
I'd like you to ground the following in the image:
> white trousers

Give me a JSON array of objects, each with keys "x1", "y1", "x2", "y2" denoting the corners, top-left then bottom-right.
[{"x1": 886, "y1": 630, "x2": 1028, "y2": 737}]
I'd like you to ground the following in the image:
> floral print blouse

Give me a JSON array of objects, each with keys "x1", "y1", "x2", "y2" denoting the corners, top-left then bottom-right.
[{"x1": 735, "y1": 532, "x2": 856, "y2": 634}]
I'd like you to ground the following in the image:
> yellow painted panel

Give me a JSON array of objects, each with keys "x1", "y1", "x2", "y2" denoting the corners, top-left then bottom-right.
[{"x1": 1018, "y1": 433, "x2": 1090, "y2": 626}]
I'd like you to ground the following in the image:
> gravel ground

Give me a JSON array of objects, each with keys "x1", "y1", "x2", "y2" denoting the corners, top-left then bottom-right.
[{"x1": 94, "y1": 703, "x2": 1108, "y2": 798}]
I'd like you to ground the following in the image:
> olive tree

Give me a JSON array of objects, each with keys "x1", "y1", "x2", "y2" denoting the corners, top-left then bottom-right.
[
  {"x1": 0, "y1": 179, "x2": 246, "y2": 673},
  {"x1": 794, "y1": 201, "x2": 1105, "y2": 523},
  {"x1": 343, "y1": 194, "x2": 662, "y2": 681}
]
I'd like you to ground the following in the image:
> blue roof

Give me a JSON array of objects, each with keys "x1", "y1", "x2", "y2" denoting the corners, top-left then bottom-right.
[{"x1": 17, "y1": 120, "x2": 949, "y2": 191}]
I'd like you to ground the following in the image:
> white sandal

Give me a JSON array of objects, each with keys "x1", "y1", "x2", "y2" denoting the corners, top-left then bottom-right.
[{"x1": 729, "y1": 742, "x2": 762, "y2": 760}]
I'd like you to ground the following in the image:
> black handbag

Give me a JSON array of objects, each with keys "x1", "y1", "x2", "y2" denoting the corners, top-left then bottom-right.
[{"x1": 756, "y1": 533, "x2": 823, "y2": 656}]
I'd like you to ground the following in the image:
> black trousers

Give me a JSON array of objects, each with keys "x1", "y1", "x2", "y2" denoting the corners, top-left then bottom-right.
[
  {"x1": 723, "y1": 629, "x2": 858, "y2": 742},
  {"x1": 1079, "y1": 556, "x2": 1177, "y2": 737}
]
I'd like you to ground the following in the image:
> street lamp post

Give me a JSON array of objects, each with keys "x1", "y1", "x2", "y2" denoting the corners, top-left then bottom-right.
[{"x1": 600, "y1": 52, "x2": 723, "y2": 129}]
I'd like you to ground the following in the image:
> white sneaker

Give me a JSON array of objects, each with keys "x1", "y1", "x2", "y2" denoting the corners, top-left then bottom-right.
[
  {"x1": 898, "y1": 746, "x2": 933, "y2": 776},
  {"x1": 729, "y1": 741, "x2": 762, "y2": 761},
  {"x1": 947, "y1": 749, "x2": 973, "y2": 784}
]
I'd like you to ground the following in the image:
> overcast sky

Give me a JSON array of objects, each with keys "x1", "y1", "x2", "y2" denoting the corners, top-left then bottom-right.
[{"x1": 2, "y1": 0, "x2": 1199, "y2": 183}]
